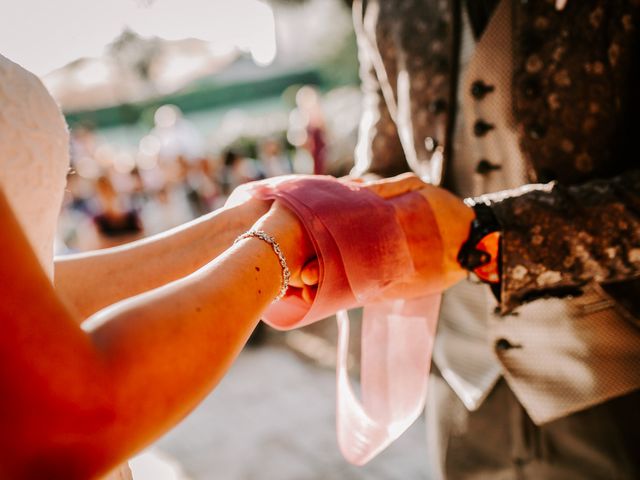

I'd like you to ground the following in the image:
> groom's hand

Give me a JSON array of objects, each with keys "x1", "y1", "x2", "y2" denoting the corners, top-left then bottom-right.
[
  {"x1": 298, "y1": 174, "x2": 475, "y2": 300},
  {"x1": 297, "y1": 172, "x2": 476, "y2": 303},
  {"x1": 359, "y1": 172, "x2": 427, "y2": 198},
  {"x1": 297, "y1": 173, "x2": 426, "y2": 299},
  {"x1": 363, "y1": 173, "x2": 475, "y2": 291}
]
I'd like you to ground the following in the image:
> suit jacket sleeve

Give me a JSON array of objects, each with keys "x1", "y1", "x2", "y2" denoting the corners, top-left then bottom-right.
[
  {"x1": 351, "y1": 17, "x2": 410, "y2": 178},
  {"x1": 477, "y1": 170, "x2": 640, "y2": 313}
]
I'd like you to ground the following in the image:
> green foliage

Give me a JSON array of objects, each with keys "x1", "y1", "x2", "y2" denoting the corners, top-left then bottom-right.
[{"x1": 65, "y1": 70, "x2": 322, "y2": 129}]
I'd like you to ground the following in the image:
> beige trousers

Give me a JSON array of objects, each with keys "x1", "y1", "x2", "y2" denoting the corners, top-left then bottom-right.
[{"x1": 425, "y1": 373, "x2": 640, "y2": 480}]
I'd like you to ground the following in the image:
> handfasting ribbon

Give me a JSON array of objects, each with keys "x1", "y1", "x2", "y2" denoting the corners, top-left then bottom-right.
[{"x1": 228, "y1": 175, "x2": 443, "y2": 465}]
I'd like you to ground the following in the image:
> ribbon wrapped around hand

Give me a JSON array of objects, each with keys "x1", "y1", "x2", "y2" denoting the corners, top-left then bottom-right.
[{"x1": 228, "y1": 175, "x2": 443, "y2": 465}]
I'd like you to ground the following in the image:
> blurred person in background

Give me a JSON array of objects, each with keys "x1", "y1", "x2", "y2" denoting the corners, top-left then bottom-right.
[
  {"x1": 220, "y1": 149, "x2": 262, "y2": 196},
  {"x1": 259, "y1": 137, "x2": 292, "y2": 178},
  {"x1": 181, "y1": 156, "x2": 221, "y2": 216},
  {"x1": 69, "y1": 125, "x2": 101, "y2": 181},
  {"x1": 151, "y1": 105, "x2": 205, "y2": 165},
  {"x1": 80, "y1": 175, "x2": 144, "y2": 250},
  {"x1": 295, "y1": 85, "x2": 327, "y2": 175}
]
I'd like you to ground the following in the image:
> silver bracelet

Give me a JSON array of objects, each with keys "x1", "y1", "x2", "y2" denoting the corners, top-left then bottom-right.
[{"x1": 234, "y1": 229, "x2": 290, "y2": 301}]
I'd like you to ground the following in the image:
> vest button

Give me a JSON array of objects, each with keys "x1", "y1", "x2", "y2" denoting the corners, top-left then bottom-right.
[
  {"x1": 476, "y1": 159, "x2": 502, "y2": 174},
  {"x1": 474, "y1": 119, "x2": 495, "y2": 137},
  {"x1": 495, "y1": 338, "x2": 515, "y2": 351},
  {"x1": 471, "y1": 80, "x2": 495, "y2": 100}
]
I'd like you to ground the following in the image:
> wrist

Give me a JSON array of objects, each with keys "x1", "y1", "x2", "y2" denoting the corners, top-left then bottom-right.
[
  {"x1": 251, "y1": 202, "x2": 313, "y2": 274},
  {"x1": 424, "y1": 188, "x2": 476, "y2": 286},
  {"x1": 457, "y1": 202, "x2": 501, "y2": 284},
  {"x1": 234, "y1": 230, "x2": 291, "y2": 301}
]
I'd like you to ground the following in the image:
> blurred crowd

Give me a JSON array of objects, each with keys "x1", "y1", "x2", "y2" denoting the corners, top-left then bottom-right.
[{"x1": 57, "y1": 86, "x2": 352, "y2": 254}]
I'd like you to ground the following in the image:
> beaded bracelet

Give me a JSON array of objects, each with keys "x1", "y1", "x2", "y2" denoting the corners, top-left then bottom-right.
[{"x1": 234, "y1": 230, "x2": 291, "y2": 301}]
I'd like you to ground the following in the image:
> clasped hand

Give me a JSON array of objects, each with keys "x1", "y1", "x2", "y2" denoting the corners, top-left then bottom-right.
[{"x1": 233, "y1": 173, "x2": 474, "y2": 304}]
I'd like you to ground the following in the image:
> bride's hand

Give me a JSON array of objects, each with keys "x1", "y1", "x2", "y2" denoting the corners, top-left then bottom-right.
[
  {"x1": 224, "y1": 195, "x2": 272, "y2": 236},
  {"x1": 251, "y1": 200, "x2": 317, "y2": 303},
  {"x1": 358, "y1": 172, "x2": 427, "y2": 198}
]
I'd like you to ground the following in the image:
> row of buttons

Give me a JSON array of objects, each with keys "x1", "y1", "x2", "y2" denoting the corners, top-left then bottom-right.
[
  {"x1": 471, "y1": 79, "x2": 501, "y2": 175},
  {"x1": 495, "y1": 338, "x2": 521, "y2": 351},
  {"x1": 423, "y1": 82, "x2": 502, "y2": 173},
  {"x1": 474, "y1": 80, "x2": 512, "y2": 351}
]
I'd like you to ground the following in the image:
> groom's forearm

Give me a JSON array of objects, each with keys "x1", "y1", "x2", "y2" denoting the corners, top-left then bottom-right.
[{"x1": 54, "y1": 201, "x2": 269, "y2": 320}]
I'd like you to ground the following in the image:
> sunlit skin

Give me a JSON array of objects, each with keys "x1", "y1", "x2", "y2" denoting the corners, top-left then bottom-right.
[
  {"x1": 0, "y1": 171, "x2": 473, "y2": 479},
  {"x1": 300, "y1": 174, "x2": 477, "y2": 298},
  {"x1": 0, "y1": 188, "x2": 313, "y2": 479},
  {"x1": 55, "y1": 198, "x2": 271, "y2": 320},
  {"x1": 361, "y1": 174, "x2": 476, "y2": 291}
]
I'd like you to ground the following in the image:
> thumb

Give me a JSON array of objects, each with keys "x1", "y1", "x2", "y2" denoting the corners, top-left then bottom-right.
[
  {"x1": 362, "y1": 173, "x2": 427, "y2": 199},
  {"x1": 300, "y1": 258, "x2": 319, "y2": 286}
]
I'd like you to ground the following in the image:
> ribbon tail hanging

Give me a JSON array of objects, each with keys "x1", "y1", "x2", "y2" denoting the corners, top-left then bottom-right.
[{"x1": 336, "y1": 294, "x2": 441, "y2": 465}]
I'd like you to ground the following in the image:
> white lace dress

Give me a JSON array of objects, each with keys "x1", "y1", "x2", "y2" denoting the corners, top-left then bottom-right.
[{"x1": 0, "y1": 53, "x2": 133, "y2": 480}]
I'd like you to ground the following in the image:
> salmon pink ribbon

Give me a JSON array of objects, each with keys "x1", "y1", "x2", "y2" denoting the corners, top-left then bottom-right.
[{"x1": 228, "y1": 175, "x2": 442, "y2": 465}]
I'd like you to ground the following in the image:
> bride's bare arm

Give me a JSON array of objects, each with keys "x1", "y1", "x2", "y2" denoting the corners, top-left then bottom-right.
[
  {"x1": 54, "y1": 199, "x2": 269, "y2": 319},
  {"x1": 0, "y1": 189, "x2": 311, "y2": 479}
]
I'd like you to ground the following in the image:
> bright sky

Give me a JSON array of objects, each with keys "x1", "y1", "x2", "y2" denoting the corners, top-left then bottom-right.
[{"x1": 1, "y1": 0, "x2": 276, "y2": 76}]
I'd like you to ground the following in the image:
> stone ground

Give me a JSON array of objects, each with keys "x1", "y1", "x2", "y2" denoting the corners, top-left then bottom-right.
[{"x1": 133, "y1": 337, "x2": 431, "y2": 480}]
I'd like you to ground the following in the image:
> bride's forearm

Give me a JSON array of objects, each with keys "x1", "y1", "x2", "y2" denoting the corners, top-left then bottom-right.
[
  {"x1": 54, "y1": 200, "x2": 269, "y2": 320},
  {"x1": 2, "y1": 221, "x2": 289, "y2": 479},
  {"x1": 81, "y1": 236, "x2": 284, "y2": 473},
  {"x1": 1, "y1": 184, "x2": 308, "y2": 478}
]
